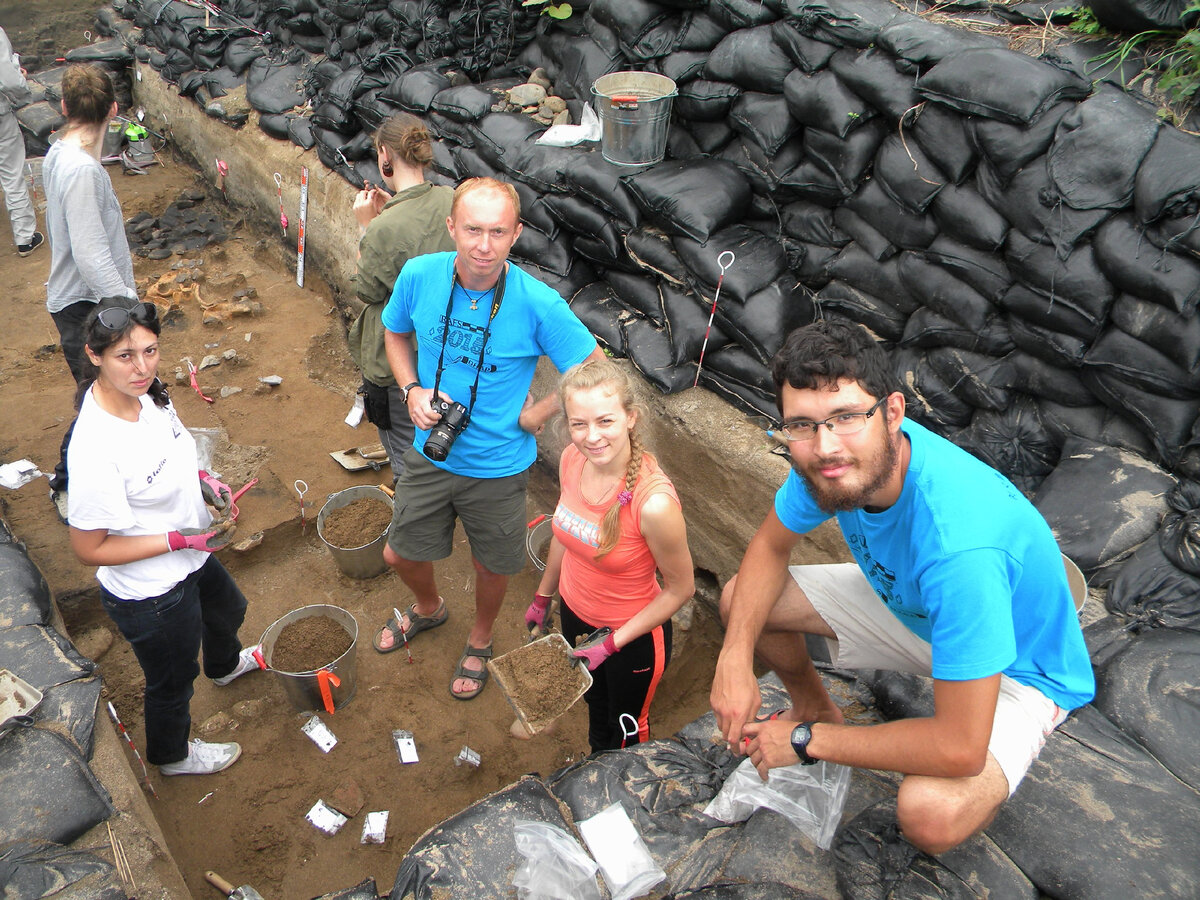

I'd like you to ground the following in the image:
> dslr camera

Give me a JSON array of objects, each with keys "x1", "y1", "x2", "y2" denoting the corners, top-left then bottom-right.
[{"x1": 424, "y1": 398, "x2": 470, "y2": 461}]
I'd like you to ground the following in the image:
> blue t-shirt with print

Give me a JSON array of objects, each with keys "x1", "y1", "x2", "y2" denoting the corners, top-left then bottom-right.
[
  {"x1": 775, "y1": 418, "x2": 1095, "y2": 711},
  {"x1": 381, "y1": 251, "x2": 596, "y2": 477}
]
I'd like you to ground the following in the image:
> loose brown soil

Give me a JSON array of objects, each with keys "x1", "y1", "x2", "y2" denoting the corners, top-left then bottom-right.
[
  {"x1": 320, "y1": 496, "x2": 392, "y2": 549},
  {"x1": 490, "y1": 635, "x2": 590, "y2": 732},
  {"x1": 271, "y1": 615, "x2": 355, "y2": 673}
]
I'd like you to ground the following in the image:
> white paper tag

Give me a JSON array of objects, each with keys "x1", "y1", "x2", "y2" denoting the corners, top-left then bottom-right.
[
  {"x1": 361, "y1": 810, "x2": 389, "y2": 844},
  {"x1": 0, "y1": 460, "x2": 43, "y2": 490},
  {"x1": 344, "y1": 394, "x2": 365, "y2": 427},
  {"x1": 306, "y1": 799, "x2": 348, "y2": 835},
  {"x1": 392, "y1": 729, "x2": 418, "y2": 764},
  {"x1": 302, "y1": 715, "x2": 337, "y2": 753}
]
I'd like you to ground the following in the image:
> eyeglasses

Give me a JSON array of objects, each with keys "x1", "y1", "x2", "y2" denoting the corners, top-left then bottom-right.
[
  {"x1": 778, "y1": 396, "x2": 887, "y2": 442},
  {"x1": 96, "y1": 301, "x2": 158, "y2": 331}
]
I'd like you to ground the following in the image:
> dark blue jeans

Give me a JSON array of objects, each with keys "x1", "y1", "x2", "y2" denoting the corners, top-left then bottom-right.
[{"x1": 100, "y1": 556, "x2": 247, "y2": 765}]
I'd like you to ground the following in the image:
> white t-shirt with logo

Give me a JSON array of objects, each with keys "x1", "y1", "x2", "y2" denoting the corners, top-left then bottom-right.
[{"x1": 67, "y1": 388, "x2": 209, "y2": 599}]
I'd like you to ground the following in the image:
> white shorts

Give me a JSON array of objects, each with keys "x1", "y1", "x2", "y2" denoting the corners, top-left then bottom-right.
[{"x1": 792, "y1": 563, "x2": 1069, "y2": 796}]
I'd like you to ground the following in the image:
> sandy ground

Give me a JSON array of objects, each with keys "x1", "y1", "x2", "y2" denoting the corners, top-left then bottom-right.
[{"x1": 0, "y1": 156, "x2": 724, "y2": 898}]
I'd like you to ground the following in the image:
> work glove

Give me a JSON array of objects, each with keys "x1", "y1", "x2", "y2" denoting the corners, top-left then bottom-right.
[
  {"x1": 571, "y1": 627, "x2": 617, "y2": 671},
  {"x1": 525, "y1": 592, "x2": 554, "y2": 637},
  {"x1": 198, "y1": 470, "x2": 233, "y2": 513},
  {"x1": 167, "y1": 519, "x2": 237, "y2": 552}
]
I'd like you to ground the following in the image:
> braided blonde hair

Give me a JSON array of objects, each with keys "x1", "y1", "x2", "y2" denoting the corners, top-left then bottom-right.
[{"x1": 559, "y1": 358, "x2": 648, "y2": 560}]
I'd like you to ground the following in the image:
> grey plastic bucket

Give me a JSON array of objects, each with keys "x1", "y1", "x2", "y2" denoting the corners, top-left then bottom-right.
[
  {"x1": 592, "y1": 71, "x2": 677, "y2": 166},
  {"x1": 317, "y1": 485, "x2": 393, "y2": 579},
  {"x1": 259, "y1": 604, "x2": 358, "y2": 713}
]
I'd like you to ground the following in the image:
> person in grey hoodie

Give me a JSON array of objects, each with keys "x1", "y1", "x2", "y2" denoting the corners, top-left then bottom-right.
[
  {"x1": 44, "y1": 64, "x2": 135, "y2": 383},
  {"x1": 0, "y1": 27, "x2": 41, "y2": 257}
]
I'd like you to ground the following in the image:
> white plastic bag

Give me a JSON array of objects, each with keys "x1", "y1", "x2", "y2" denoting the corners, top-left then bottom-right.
[
  {"x1": 577, "y1": 802, "x2": 665, "y2": 900},
  {"x1": 535, "y1": 103, "x2": 601, "y2": 147},
  {"x1": 704, "y1": 757, "x2": 851, "y2": 850},
  {"x1": 512, "y1": 819, "x2": 602, "y2": 900}
]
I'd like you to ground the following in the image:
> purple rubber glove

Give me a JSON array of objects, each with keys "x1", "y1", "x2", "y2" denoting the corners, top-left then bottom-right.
[
  {"x1": 167, "y1": 520, "x2": 236, "y2": 552},
  {"x1": 198, "y1": 470, "x2": 233, "y2": 513},
  {"x1": 525, "y1": 592, "x2": 553, "y2": 635},
  {"x1": 571, "y1": 627, "x2": 618, "y2": 671}
]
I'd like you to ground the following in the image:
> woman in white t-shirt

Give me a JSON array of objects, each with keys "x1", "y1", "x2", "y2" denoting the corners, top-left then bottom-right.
[{"x1": 67, "y1": 297, "x2": 260, "y2": 777}]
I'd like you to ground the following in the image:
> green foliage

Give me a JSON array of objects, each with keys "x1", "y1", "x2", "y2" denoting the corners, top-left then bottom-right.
[
  {"x1": 522, "y1": 0, "x2": 573, "y2": 19},
  {"x1": 1065, "y1": 6, "x2": 1106, "y2": 35}
]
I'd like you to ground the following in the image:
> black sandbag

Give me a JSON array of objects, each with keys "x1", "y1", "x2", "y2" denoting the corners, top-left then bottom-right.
[
  {"x1": 910, "y1": 102, "x2": 978, "y2": 188},
  {"x1": 783, "y1": 69, "x2": 875, "y2": 138},
  {"x1": 1145, "y1": 209, "x2": 1200, "y2": 260},
  {"x1": 929, "y1": 183, "x2": 1009, "y2": 250},
  {"x1": 711, "y1": 276, "x2": 815, "y2": 364},
  {"x1": 832, "y1": 208, "x2": 894, "y2": 262},
  {"x1": 661, "y1": 281, "x2": 730, "y2": 364},
  {"x1": 771, "y1": 20, "x2": 837, "y2": 72},
  {"x1": 508, "y1": 180, "x2": 557, "y2": 238},
  {"x1": 814, "y1": 281, "x2": 909, "y2": 342},
  {"x1": 35, "y1": 676, "x2": 102, "y2": 760},
  {"x1": 287, "y1": 114, "x2": 316, "y2": 150},
  {"x1": 780, "y1": 0, "x2": 900, "y2": 48},
  {"x1": 873, "y1": 134, "x2": 947, "y2": 214},
  {"x1": 389, "y1": 776, "x2": 588, "y2": 900},
  {"x1": 201, "y1": 67, "x2": 245, "y2": 100},
  {"x1": 835, "y1": 800, "x2": 1038, "y2": 900},
  {"x1": 1093, "y1": 215, "x2": 1200, "y2": 316},
  {"x1": 0, "y1": 541, "x2": 51, "y2": 628},
  {"x1": 623, "y1": 316, "x2": 698, "y2": 393},
  {"x1": 1081, "y1": 367, "x2": 1197, "y2": 466},
  {"x1": 14, "y1": 102, "x2": 64, "y2": 147},
  {"x1": 704, "y1": 24, "x2": 795, "y2": 92},
  {"x1": 876, "y1": 15, "x2": 1002, "y2": 65},
  {"x1": 999, "y1": 284, "x2": 1104, "y2": 343},
  {"x1": 1133, "y1": 123, "x2": 1200, "y2": 225},
  {"x1": 379, "y1": 61, "x2": 452, "y2": 113},
  {"x1": 547, "y1": 31, "x2": 623, "y2": 102},
  {"x1": 670, "y1": 826, "x2": 830, "y2": 899},
  {"x1": 525, "y1": 256, "x2": 597, "y2": 305},
  {"x1": 782, "y1": 201, "x2": 850, "y2": 248},
  {"x1": 540, "y1": 194, "x2": 617, "y2": 247},
  {"x1": 845, "y1": 180, "x2": 939, "y2": 251},
  {"x1": 901, "y1": 308, "x2": 1014, "y2": 356},
  {"x1": 511, "y1": 223, "x2": 573, "y2": 278},
  {"x1": 450, "y1": 143, "x2": 500, "y2": 180},
  {"x1": 0, "y1": 625, "x2": 94, "y2": 692},
  {"x1": 1047, "y1": 84, "x2": 1160, "y2": 211},
  {"x1": 915, "y1": 48, "x2": 1091, "y2": 125},
  {"x1": 653, "y1": 49, "x2": 710, "y2": 84},
  {"x1": 976, "y1": 160, "x2": 1111, "y2": 257},
  {"x1": 791, "y1": 241, "x2": 841, "y2": 286},
  {"x1": 827, "y1": 47, "x2": 921, "y2": 123},
  {"x1": 626, "y1": 226, "x2": 691, "y2": 284},
  {"x1": 724, "y1": 136, "x2": 807, "y2": 195},
  {"x1": 1089, "y1": 0, "x2": 1199, "y2": 33},
  {"x1": 728, "y1": 92, "x2": 799, "y2": 156},
  {"x1": 989, "y1": 705, "x2": 1200, "y2": 900},
  {"x1": 1039, "y1": 400, "x2": 1155, "y2": 458},
  {"x1": 889, "y1": 346, "x2": 975, "y2": 430},
  {"x1": 0, "y1": 840, "x2": 124, "y2": 900},
  {"x1": 858, "y1": 668, "x2": 934, "y2": 719},
  {"x1": 1084, "y1": 328, "x2": 1200, "y2": 397},
  {"x1": 65, "y1": 36, "x2": 133, "y2": 64},
  {"x1": 245, "y1": 52, "x2": 309, "y2": 115},
  {"x1": 674, "y1": 224, "x2": 788, "y2": 304},
  {"x1": 668, "y1": 125, "x2": 706, "y2": 161},
  {"x1": 589, "y1": 0, "x2": 689, "y2": 60},
  {"x1": 1004, "y1": 233, "x2": 1115, "y2": 326},
  {"x1": 1106, "y1": 536, "x2": 1200, "y2": 627},
  {"x1": 224, "y1": 35, "x2": 263, "y2": 75},
  {"x1": 1093, "y1": 627, "x2": 1200, "y2": 792},
  {"x1": 690, "y1": 119, "x2": 737, "y2": 154},
  {"x1": 0, "y1": 726, "x2": 113, "y2": 845},
  {"x1": 574, "y1": 232, "x2": 641, "y2": 274},
  {"x1": 623, "y1": 159, "x2": 753, "y2": 243},
  {"x1": 1010, "y1": 354, "x2": 1096, "y2": 406},
  {"x1": 1161, "y1": 480, "x2": 1200, "y2": 573},
  {"x1": 709, "y1": 0, "x2": 782, "y2": 28},
  {"x1": 570, "y1": 281, "x2": 629, "y2": 353},
  {"x1": 677, "y1": 10, "x2": 733, "y2": 49},
  {"x1": 1033, "y1": 439, "x2": 1175, "y2": 579},
  {"x1": 804, "y1": 119, "x2": 887, "y2": 196},
  {"x1": 968, "y1": 101, "x2": 1071, "y2": 186},
  {"x1": 698, "y1": 345, "x2": 778, "y2": 418},
  {"x1": 921, "y1": 237, "x2": 1011, "y2": 302},
  {"x1": 605, "y1": 270, "x2": 667, "y2": 324},
  {"x1": 953, "y1": 399, "x2": 1058, "y2": 493},
  {"x1": 429, "y1": 83, "x2": 496, "y2": 123},
  {"x1": 927, "y1": 346, "x2": 1017, "y2": 412},
  {"x1": 314, "y1": 877, "x2": 380, "y2": 900},
  {"x1": 827, "y1": 247, "x2": 920, "y2": 314},
  {"x1": 469, "y1": 111, "x2": 541, "y2": 171},
  {"x1": 675, "y1": 78, "x2": 742, "y2": 122},
  {"x1": 896, "y1": 253, "x2": 993, "y2": 332},
  {"x1": 777, "y1": 161, "x2": 851, "y2": 206}
]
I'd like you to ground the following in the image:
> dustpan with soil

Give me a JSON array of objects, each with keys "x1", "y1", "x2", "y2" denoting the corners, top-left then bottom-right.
[
  {"x1": 487, "y1": 633, "x2": 591, "y2": 735},
  {"x1": 329, "y1": 443, "x2": 389, "y2": 472}
]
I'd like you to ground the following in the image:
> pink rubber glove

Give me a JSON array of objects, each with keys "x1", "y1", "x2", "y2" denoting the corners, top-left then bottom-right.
[
  {"x1": 525, "y1": 592, "x2": 553, "y2": 635},
  {"x1": 167, "y1": 520, "x2": 236, "y2": 552},
  {"x1": 198, "y1": 470, "x2": 232, "y2": 513},
  {"x1": 571, "y1": 627, "x2": 618, "y2": 671}
]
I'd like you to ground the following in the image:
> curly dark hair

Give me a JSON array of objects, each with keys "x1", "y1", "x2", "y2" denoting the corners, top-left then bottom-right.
[{"x1": 770, "y1": 320, "x2": 904, "y2": 415}]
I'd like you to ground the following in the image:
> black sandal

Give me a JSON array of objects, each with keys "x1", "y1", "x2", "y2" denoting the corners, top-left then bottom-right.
[{"x1": 450, "y1": 642, "x2": 493, "y2": 700}]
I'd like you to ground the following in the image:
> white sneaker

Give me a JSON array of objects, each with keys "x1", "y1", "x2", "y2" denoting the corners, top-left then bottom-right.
[
  {"x1": 159, "y1": 739, "x2": 242, "y2": 776},
  {"x1": 212, "y1": 643, "x2": 263, "y2": 686}
]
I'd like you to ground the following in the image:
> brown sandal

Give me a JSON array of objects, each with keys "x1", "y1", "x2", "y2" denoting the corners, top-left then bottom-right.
[
  {"x1": 372, "y1": 599, "x2": 448, "y2": 653},
  {"x1": 449, "y1": 642, "x2": 493, "y2": 700}
]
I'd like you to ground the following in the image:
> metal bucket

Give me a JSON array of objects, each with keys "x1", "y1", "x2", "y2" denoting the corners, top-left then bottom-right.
[
  {"x1": 317, "y1": 485, "x2": 393, "y2": 579},
  {"x1": 258, "y1": 605, "x2": 358, "y2": 713},
  {"x1": 1062, "y1": 553, "x2": 1088, "y2": 616},
  {"x1": 592, "y1": 71, "x2": 677, "y2": 166}
]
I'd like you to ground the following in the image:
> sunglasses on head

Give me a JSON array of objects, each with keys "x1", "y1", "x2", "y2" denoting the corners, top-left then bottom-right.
[{"x1": 96, "y1": 301, "x2": 158, "y2": 331}]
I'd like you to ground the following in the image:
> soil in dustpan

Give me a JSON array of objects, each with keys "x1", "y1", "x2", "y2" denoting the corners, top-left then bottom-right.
[
  {"x1": 491, "y1": 638, "x2": 590, "y2": 731},
  {"x1": 271, "y1": 616, "x2": 354, "y2": 672},
  {"x1": 321, "y1": 497, "x2": 391, "y2": 548}
]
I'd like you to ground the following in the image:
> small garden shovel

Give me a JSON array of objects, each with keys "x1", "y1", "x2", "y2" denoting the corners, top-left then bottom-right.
[{"x1": 205, "y1": 870, "x2": 265, "y2": 900}]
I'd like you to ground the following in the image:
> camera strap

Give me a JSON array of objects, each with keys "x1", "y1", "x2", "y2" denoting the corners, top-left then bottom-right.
[{"x1": 430, "y1": 262, "x2": 507, "y2": 421}]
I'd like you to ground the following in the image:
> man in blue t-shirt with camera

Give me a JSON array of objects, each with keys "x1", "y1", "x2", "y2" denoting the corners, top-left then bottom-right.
[
  {"x1": 376, "y1": 177, "x2": 603, "y2": 699},
  {"x1": 711, "y1": 320, "x2": 1094, "y2": 855}
]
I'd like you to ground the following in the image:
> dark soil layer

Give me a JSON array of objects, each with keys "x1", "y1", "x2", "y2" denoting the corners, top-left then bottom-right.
[
  {"x1": 271, "y1": 615, "x2": 354, "y2": 673},
  {"x1": 321, "y1": 496, "x2": 392, "y2": 548}
]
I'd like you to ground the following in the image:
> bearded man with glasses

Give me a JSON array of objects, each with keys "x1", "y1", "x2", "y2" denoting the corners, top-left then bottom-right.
[{"x1": 710, "y1": 320, "x2": 1094, "y2": 856}]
